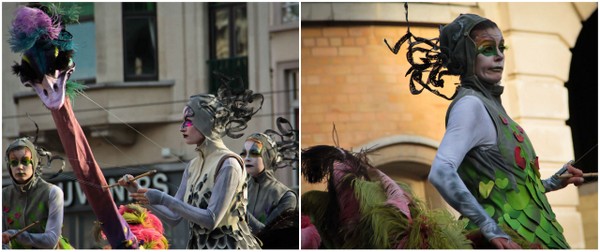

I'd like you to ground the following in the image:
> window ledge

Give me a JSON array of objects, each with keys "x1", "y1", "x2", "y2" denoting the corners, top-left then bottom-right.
[
  {"x1": 14, "y1": 80, "x2": 175, "y2": 99},
  {"x1": 270, "y1": 23, "x2": 299, "y2": 33}
]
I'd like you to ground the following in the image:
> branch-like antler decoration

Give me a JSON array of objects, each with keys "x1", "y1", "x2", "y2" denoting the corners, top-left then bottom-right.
[
  {"x1": 264, "y1": 117, "x2": 299, "y2": 170},
  {"x1": 23, "y1": 114, "x2": 65, "y2": 180},
  {"x1": 383, "y1": 3, "x2": 458, "y2": 100},
  {"x1": 213, "y1": 71, "x2": 265, "y2": 139}
]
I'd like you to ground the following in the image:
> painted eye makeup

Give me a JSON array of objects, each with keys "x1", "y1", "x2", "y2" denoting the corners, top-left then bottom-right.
[
  {"x1": 181, "y1": 119, "x2": 193, "y2": 130},
  {"x1": 183, "y1": 106, "x2": 194, "y2": 118},
  {"x1": 10, "y1": 157, "x2": 32, "y2": 167},
  {"x1": 477, "y1": 40, "x2": 509, "y2": 57},
  {"x1": 242, "y1": 142, "x2": 262, "y2": 157},
  {"x1": 240, "y1": 150, "x2": 261, "y2": 157}
]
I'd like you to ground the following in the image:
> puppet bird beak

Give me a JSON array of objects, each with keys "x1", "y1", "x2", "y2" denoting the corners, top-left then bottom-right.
[{"x1": 30, "y1": 68, "x2": 72, "y2": 110}]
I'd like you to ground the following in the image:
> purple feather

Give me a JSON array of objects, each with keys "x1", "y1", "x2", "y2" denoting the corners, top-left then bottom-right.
[
  {"x1": 9, "y1": 6, "x2": 61, "y2": 52},
  {"x1": 373, "y1": 169, "x2": 413, "y2": 221}
]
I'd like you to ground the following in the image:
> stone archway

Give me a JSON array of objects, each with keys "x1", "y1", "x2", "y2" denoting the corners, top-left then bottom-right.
[
  {"x1": 566, "y1": 9, "x2": 598, "y2": 249},
  {"x1": 359, "y1": 135, "x2": 458, "y2": 215},
  {"x1": 566, "y1": 9, "x2": 598, "y2": 179}
]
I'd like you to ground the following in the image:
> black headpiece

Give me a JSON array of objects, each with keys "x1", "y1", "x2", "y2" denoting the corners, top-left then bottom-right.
[{"x1": 384, "y1": 3, "x2": 488, "y2": 100}]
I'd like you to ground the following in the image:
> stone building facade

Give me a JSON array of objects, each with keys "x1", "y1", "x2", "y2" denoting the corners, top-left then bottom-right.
[
  {"x1": 301, "y1": 2, "x2": 596, "y2": 248},
  {"x1": 2, "y1": 2, "x2": 299, "y2": 248}
]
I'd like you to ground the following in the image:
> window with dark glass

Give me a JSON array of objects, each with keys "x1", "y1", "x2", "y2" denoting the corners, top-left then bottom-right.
[
  {"x1": 280, "y1": 2, "x2": 299, "y2": 24},
  {"x1": 58, "y1": 2, "x2": 96, "y2": 84},
  {"x1": 208, "y1": 3, "x2": 248, "y2": 93},
  {"x1": 122, "y1": 3, "x2": 158, "y2": 81},
  {"x1": 271, "y1": 2, "x2": 299, "y2": 31}
]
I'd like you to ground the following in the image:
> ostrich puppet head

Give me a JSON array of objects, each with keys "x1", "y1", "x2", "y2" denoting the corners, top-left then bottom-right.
[{"x1": 9, "y1": 3, "x2": 83, "y2": 110}]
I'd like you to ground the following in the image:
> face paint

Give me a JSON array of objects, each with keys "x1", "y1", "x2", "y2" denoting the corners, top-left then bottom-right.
[
  {"x1": 183, "y1": 106, "x2": 194, "y2": 118},
  {"x1": 242, "y1": 140, "x2": 265, "y2": 177},
  {"x1": 180, "y1": 105, "x2": 205, "y2": 145},
  {"x1": 8, "y1": 148, "x2": 34, "y2": 184},
  {"x1": 477, "y1": 40, "x2": 508, "y2": 57},
  {"x1": 472, "y1": 28, "x2": 508, "y2": 57},
  {"x1": 9, "y1": 156, "x2": 33, "y2": 167},
  {"x1": 472, "y1": 27, "x2": 505, "y2": 84},
  {"x1": 180, "y1": 106, "x2": 195, "y2": 130},
  {"x1": 181, "y1": 119, "x2": 193, "y2": 130},
  {"x1": 241, "y1": 141, "x2": 262, "y2": 157}
]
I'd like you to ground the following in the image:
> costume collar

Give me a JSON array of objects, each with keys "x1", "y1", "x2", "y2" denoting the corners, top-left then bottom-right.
[
  {"x1": 194, "y1": 137, "x2": 229, "y2": 158},
  {"x1": 461, "y1": 75, "x2": 504, "y2": 103},
  {"x1": 252, "y1": 169, "x2": 277, "y2": 183}
]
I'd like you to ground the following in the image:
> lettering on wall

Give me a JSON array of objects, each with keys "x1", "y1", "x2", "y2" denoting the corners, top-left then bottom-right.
[{"x1": 56, "y1": 172, "x2": 173, "y2": 208}]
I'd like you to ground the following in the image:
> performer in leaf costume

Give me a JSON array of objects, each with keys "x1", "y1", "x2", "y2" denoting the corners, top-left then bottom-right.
[
  {"x1": 385, "y1": 10, "x2": 584, "y2": 248},
  {"x1": 2, "y1": 138, "x2": 73, "y2": 249}
]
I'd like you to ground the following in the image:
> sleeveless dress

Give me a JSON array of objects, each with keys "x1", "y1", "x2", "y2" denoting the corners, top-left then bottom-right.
[
  {"x1": 3, "y1": 179, "x2": 72, "y2": 249},
  {"x1": 448, "y1": 87, "x2": 569, "y2": 249},
  {"x1": 183, "y1": 140, "x2": 260, "y2": 249}
]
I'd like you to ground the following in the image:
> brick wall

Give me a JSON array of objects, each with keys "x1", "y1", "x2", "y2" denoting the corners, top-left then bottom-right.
[{"x1": 301, "y1": 25, "x2": 459, "y2": 192}]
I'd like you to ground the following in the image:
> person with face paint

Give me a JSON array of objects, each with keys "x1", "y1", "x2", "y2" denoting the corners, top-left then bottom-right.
[
  {"x1": 118, "y1": 84, "x2": 263, "y2": 249},
  {"x1": 241, "y1": 133, "x2": 297, "y2": 235},
  {"x1": 2, "y1": 138, "x2": 72, "y2": 249},
  {"x1": 416, "y1": 14, "x2": 584, "y2": 249}
]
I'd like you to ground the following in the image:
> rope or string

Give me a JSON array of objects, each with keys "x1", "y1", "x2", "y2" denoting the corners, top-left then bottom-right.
[{"x1": 76, "y1": 90, "x2": 173, "y2": 152}]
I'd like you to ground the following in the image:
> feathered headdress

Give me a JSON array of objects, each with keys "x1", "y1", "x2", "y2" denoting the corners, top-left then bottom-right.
[{"x1": 5, "y1": 117, "x2": 66, "y2": 190}]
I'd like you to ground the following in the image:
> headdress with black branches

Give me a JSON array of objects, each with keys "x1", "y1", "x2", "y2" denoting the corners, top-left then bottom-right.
[
  {"x1": 213, "y1": 71, "x2": 265, "y2": 139},
  {"x1": 263, "y1": 117, "x2": 299, "y2": 170},
  {"x1": 384, "y1": 3, "x2": 459, "y2": 100},
  {"x1": 6, "y1": 115, "x2": 65, "y2": 181}
]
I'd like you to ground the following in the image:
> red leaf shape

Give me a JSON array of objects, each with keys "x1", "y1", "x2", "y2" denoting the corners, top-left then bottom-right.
[
  {"x1": 14, "y1": 212, "x2": 21, "y2": 219},
  {"x1": 533, "y1": 156, "x2": 540, "y2": 171},
  {"x1": 514, "y1": 146, "x2": 526, "y2": 170},
  {"x1": 513, "y1": 131, "x2": 524, "y2": 143},
  {"x1": 7, "y1": 217, "x2": 13, "y2": 224},
  {"x1": 3, "y1": 206, "x2": 9, "y2": 213},
  {"x1": 499, "y1": 115, "x2": 508, "y2": 125},
  {"x1": 516, "y1": 125, "x2": 524, "y2": 134}
]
